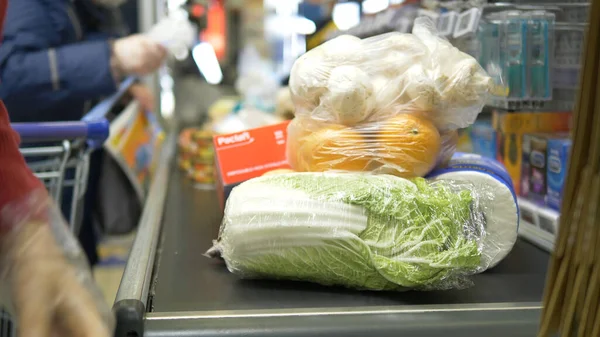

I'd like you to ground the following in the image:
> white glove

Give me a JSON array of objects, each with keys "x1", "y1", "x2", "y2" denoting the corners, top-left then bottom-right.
[
  {"x1": 112, "y1": 34, "x2": 167, "y2": 76},
  {"x1": 146, "y1": 9, "x2": 196, "y2": 60}
]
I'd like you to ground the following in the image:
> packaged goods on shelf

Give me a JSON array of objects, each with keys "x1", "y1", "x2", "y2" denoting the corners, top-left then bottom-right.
[
  {"x1": 521, "y1": 133, "x2": 569, "y2": 204},
  {"x1": 479, "y1": 10, "x2": 556, "y2": 108},
  {"x1": 492, "y1": 110, "x2": 572, "y2": 194},
  {"x1": 213, "y1": 122, "x2": 291, "y2": 211},
  {"x1": 287, "y1": 17, "x2": 491, "y2": 179},
  {"x1": 178, "y1": 128, "x2": 216, "y2": 184},
  {"x1": 209, "y1": 156, "x2": 518, "y2": 290},
  {"x1": 546, "y1": 138, "x2": 571, "y2": 211},
  {"x1": 469, "y1": 121, "x2": 497, "y2": 159}
]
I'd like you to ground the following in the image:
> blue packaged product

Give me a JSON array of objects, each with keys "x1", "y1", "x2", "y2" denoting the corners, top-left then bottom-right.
[
  {"x1": 428, "y1": 152, "x2": 519, "y2": 268},
  {"x1": 470, "y1": 122, "x2": 497, "y2": 159},
  {"x1": 546, "y1": 138, "x2": 571, "y2": 211}
]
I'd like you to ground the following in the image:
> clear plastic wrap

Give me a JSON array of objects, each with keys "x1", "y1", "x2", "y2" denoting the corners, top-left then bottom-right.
[
  {"x1": 0, "y1": 189, "x2": 114, "y2": 337},
  {"x1": 287, "y1": 18, "x2": 491, "y2": 178},
  {"x1": 208, "y1": 172, "x2": 502, "y2": 291}
]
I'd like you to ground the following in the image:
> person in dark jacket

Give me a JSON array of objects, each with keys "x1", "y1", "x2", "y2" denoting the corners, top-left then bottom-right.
[
  {"x1": 0, "y1": 0, "x2": 167, "y2": 266},
  {"x1": 0, "y1": 0, "x2": 165, "y2": 123}
]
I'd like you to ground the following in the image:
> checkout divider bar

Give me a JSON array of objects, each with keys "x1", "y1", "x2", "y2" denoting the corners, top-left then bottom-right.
[{"x1": 113, "y1": 130, "x2": 177, "y2": 337}]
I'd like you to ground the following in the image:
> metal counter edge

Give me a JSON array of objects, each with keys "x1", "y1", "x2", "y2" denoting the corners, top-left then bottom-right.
[
  {"x1": 112, "y1": 130, "x2": 177, "y2": 337},
  {"x1": 143, "y1": 302, "x2": 543, "y2": 337}
]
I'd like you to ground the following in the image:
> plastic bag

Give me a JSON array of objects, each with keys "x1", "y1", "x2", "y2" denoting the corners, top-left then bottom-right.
[
  {"x1": 208, "y1": 172, "x2": 501, "y2": 291},
  {"x1": 287, "y1": 18, "x2": 491, "y2": 178},
  {"x1": 146, "y1": 8, "x2": 196, "y2": 60},
  {"x1": 0, "y1": 189, "x2": 114, "y2": 337},
  {"x1": 235, "y1": 45, "x2": 280, "y2": 109}
]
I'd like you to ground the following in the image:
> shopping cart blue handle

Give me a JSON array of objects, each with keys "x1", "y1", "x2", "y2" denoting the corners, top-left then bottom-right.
[
  {"x1": 82, "y1": 76, "x2": 137, "y2": 122},
  {"x1": 11, "y1": 76, "x2": 137, "y2": 148},
  {"x1": 11, "y1": 119, "x2": 110, "y2": 144}
]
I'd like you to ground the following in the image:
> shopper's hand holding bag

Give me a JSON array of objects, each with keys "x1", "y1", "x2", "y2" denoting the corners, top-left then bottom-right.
[{"x1": 0, "y1": 190, "x2": 114, "y2": 337}]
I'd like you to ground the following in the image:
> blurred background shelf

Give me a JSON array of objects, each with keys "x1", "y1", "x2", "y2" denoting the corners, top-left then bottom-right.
[{"x1": 518, "y1": 198, "x2": 559, "y2": 252}]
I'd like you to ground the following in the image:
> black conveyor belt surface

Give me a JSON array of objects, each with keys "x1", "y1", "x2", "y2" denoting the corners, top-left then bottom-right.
[{"x1": 150, "y1": 169, "x2": 550, "y2": 312}]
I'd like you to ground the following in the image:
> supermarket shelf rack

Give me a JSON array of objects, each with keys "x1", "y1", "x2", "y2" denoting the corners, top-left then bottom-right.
[{"x1": 518, "y1": 198, "x2": 559, "y2": 252}]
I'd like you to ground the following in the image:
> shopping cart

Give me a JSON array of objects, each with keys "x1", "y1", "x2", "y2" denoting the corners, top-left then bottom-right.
[{"x1": 0, "y1": 77, "x2": 136, "y2": 337}]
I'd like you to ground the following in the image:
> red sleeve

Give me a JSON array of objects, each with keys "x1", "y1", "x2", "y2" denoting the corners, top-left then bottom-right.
[
  {"x1": 0, "y1": 0, "x2": 43, "y2": 232},
  {"x1": 0, "y1": 102, "x2": 44, "y2": 231}
]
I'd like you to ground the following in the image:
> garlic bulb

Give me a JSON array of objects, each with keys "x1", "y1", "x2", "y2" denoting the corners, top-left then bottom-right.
[
  {"x1": 322, "y1": 65, "x2": 374, "y2": 126},
  {"x1": 289, "y1": 47, "x2": 332, "y2": 112},
  {"x1": 403, "y1": 64, "x2": 441, "y2": 112}
]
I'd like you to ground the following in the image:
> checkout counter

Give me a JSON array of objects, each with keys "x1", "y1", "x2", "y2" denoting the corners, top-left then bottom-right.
[{"x1": 113, "y1": 122, "x2": 550, "y2": 337}]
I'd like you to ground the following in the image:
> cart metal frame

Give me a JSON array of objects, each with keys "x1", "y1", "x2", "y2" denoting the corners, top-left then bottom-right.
[{"x1": 0, "y1": 78, "x2": 136, "y2": 337}]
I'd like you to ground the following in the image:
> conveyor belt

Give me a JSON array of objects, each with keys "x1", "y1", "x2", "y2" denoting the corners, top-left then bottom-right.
[{"x1": 149, "y1": 168, "x2": 550, "y2": 313}]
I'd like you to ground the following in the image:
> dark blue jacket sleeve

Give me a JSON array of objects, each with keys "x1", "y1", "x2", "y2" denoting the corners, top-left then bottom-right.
[{"x1": 0, "y1": 0, "x2": 118, "y2": 103}]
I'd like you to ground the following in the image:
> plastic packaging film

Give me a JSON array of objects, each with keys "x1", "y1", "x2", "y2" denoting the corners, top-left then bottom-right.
[
  {"x1": 287, "y1": 17, "x2": 492, "y2": 179},
  {"x1": 0, "y1": 189, "x2": 114, "y2": 336},
  {"x1": 146, "y1": 9, "x2": 196, "y2": 60},
  {"x1": 208, "y1": 171, "x2": 516, "y2": 291},
  {"x1": 428, "y1": 153, "x2": 519, "y2": 269}
]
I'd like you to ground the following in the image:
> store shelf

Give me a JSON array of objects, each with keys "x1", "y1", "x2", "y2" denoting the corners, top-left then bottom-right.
[{"x1": 518, "y1": 198, "x2": 559, "y2": 252}]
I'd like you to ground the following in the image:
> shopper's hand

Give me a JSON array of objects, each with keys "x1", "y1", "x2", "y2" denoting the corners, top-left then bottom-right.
[
  {"x1": 0, "y1": 190, "x2": 114, "y2": 337},
  {"x1": 112, "y1": 34, "x2": 167, "y2": 76},
  {"x1": 129, "y1": 84, "x2": 155, "y2": 112}
]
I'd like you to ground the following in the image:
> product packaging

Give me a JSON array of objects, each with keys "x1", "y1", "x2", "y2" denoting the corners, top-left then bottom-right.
[
  {"x1": 526, "y1": 11, "x2": 555, "y2": 101},
  {"x1": 546, "y1": 138, "x2": 571, "y2": 211},
  {"x1": 213, "y1": 122, "x2": 291, "y2": 211},
  {"x1": 287, "y1": 17, "x2": 491, "y2": 179},
  {"x1": 498, "y1": 11, "x2": 528, "y2": 101},
  {"x1": 521, "y1": 133, "x2": 569, "y2": 204},
  {"x1": 493, "y1": 110, "x2": 572, "y2": 194},
  {"x1": 470, "y1": 121, "x2": 497, "y2": 159},
  {"x1": 209, "y1": 169, "x2": 515, "y2": 291},
  {"x1": 482, "y1": 10, "x2": 555, "y2": 108},
  {"x1": 178, "y1": 128, "x2": 216, "y2": 184},
  {"x1": 428, "y1": 152, "x2": 518, "y2": 269}
]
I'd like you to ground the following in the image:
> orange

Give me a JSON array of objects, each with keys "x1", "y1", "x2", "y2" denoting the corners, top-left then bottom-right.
[
  {"x1": 375, "y1": 114, "x2": 441, "y2": 178},
  {"x1": 295, "y1": 124, "x2": 373, "y2": 172}
]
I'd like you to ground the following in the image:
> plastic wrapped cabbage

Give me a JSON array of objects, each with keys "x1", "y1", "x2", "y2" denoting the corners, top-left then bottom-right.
[
  {"x1": 287, "y1": 18, "x2": 491, "y2": 179},
  {"x1": 209, "y1": 172, "x2": 494, "y2": 291}
]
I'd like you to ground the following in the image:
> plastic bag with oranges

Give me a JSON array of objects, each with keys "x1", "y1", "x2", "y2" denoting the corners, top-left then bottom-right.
[{"x1": 287, "y1": 18, "x2": 490, "y2": 178}]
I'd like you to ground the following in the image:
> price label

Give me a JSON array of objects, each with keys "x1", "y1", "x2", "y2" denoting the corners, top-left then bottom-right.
[
  {"x1": 453, "y1": 8, "x2": 482, "y2": 38},
  {"x1": 437, "y1": 11, "x2": 458, "y2": 37}
]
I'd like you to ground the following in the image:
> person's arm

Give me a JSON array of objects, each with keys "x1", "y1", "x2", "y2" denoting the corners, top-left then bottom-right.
[
  {"x1": 0, "y1": 98, "x2": 113, "y2": 337},
  {"x1": 0, "y1": 101, "x2": 43, "y2": 233},
  {"x1": 0, "y1": 39, "x2": 118, "y2": 102}
]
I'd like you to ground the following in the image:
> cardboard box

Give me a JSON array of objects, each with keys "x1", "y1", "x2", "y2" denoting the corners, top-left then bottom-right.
[
  {"x1": 214, "y1": 122, "x2": 291, "y2": 211},
  {"x1": 546, "y1": 138, "x2": 572, "y2": 211},
  {"x1": 493, "y1": 111, "x2": 572, "y2": 194}
]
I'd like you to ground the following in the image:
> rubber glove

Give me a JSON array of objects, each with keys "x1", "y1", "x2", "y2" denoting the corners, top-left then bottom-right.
[
  {"x1": 0, "y1": 189, "x2": 114, "y2": 337},
  {"x1": 112, "y1": 34, "x2": 167, "y2": 77}
]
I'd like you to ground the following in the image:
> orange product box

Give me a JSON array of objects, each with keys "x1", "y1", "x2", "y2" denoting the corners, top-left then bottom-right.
[
  {"x1": 213, "y1": 121, "x2": 292, "y2": 211},
  {"x1": 493, "y1": 111, "x2": 572, "y2": 194}
]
